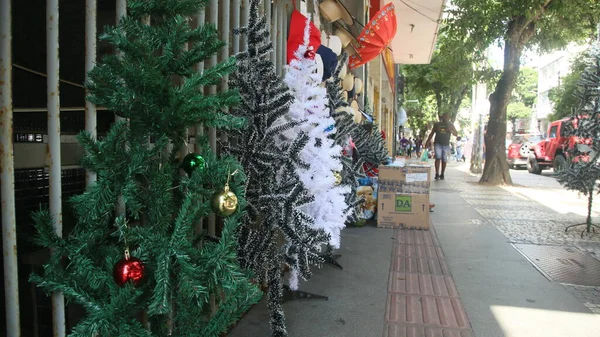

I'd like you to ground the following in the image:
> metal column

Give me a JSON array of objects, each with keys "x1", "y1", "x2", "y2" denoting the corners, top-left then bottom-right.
[
  {"x1": 265, "y1": 0, "x2": 272, "y2": 63},
  {"x1": 221, "y1": 0, "x2": 231, "y2": 91},
  {"x1": 272, "y1": 2, "x2": 279, "y2": 72},
  {"x1": 115, "y1": 0, "x2": 126, "y2": 125},
  {"x1": 207, "y1": 0, "x2": 218, "y2": 235},
  {"x1": 85, "y1": 0, "x2": 97, "y2": 186},
  {"x1": 278, "y1": 2, "x2": 285, "y2": 75},
  {"x1": 114, "y1": 0, "x2": 127, "y2": 215},
  {"x1": 241, "y1": 0, "x2": 249, "y2": 50},
  {"x1": 0, "y1": 1, "x2": 21, "y2": 336},
  {"x1": 232, "y1": 0, "x2": 241, "y2": 55},
  {"x1": 265, "y1": 0, "x2": 272, "y2": 33},
  {"x1": 195, "y1": 9, "x2": 206, "y2": 155},
  {"x1": 47, "y1": 0, "x2": 66, "y2": 336}
]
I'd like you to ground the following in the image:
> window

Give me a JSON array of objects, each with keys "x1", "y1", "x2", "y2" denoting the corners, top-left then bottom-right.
[{"x1": 549, "y1": 125, "x2": 558, "y2": 138}]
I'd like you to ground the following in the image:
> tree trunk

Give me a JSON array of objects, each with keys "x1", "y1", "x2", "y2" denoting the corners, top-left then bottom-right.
[
  {"x1": 435, "y1": 90, "x2": 443, "y2": 118},
  {"x1": 450, "y1": 85, "x2": 469, "y2": 123},
  {"x1": 470, "y1": 114, "x2": 484, "y2": 174},
  {"x1": 480, "y1": 18, "x2": 536, "y2": 185},
  {"x1": 586, "y1": 192, "x2": 593, "y2": 233}
]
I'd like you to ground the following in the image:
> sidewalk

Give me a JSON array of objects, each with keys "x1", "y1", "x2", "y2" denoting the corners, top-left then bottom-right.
[
  {"x1": 432, "y1": 162, "x2": 600, "y2": 337},
  {"x1": 228, "y1": 162, "x2": 600, "y2": 337}
]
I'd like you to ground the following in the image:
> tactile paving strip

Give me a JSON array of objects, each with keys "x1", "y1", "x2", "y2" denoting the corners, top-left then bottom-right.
[
  {"x1": 385, "y1": 228, "x2": 474, "y2": 337},
  {"x1": 514, "y1": 244, "x2": 600, "y2": 286}
]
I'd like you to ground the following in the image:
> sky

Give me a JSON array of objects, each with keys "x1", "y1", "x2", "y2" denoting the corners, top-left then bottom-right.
[{"x1": 487, "y1": 42, "x2": 541, "y2": 70}]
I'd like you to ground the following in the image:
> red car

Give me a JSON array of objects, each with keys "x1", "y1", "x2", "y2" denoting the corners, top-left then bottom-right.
[{"x1": 507, "y1": 133, "x2": 543, "y2": 169}]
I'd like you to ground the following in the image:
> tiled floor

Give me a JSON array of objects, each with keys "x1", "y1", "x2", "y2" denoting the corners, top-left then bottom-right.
[{"x1": 384, "y1": 228, "x2": 474, "y2": 337}]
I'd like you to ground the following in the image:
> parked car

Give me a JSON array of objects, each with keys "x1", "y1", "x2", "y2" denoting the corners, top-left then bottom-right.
[
  {"x1": 527, "y1": 117, "x2": 592, "y2": 174},
  {"x1": 507, "y1": 133, "x2": 542, "y2": 169}
]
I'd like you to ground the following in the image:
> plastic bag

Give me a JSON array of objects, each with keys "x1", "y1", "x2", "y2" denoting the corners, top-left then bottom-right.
[{"x1": 420, "y1": 149, "x2": 429, "y2": 162}]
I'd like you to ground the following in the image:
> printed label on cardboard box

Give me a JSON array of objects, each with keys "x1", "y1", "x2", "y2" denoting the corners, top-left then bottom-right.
[
  {"x1": 378, "y1": 165, "x2": 431, "y2": 194},
  {"x1": 405, "y1": 173, "x2": 428, "y2": 183},
  {"x1": 395, "y1": 195, "x2": 412, "y2": 212}
]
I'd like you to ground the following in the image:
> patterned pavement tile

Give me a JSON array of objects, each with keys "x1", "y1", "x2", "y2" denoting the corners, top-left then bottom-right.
[
  {"x1": 383, "y1": 323, "x2": 474, "y2": 337},
  {"x1": 385, "y1": 293, "x2": 470, "y2": 329},
  {"x1": 390, "y1": 256, "x2": 451, "y2": 275},
  {"x1": 385, "y1": 228, "x2": 474, "y2": 337}
]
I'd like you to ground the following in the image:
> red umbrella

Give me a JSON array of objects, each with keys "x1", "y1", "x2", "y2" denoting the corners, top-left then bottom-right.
[{"x1": 348, "y1": 3, "x2": 397, "y2": 69}]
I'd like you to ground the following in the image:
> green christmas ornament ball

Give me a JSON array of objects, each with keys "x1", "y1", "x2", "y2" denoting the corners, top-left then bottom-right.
[{"x1": 181, "y1": 153, "x2": 206, "y2": 175}]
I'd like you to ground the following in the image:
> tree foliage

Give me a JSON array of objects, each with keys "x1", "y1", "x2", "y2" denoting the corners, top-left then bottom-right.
[
  {"x1": 507, "y1": 67, "x2": 538, "y2": 131},
  {"x1": 445, "y1": 0, "x2": 600, "y2": 185},
  {"x1": 548, "y1": 51, "x2": 589, "y2": 120},
  {"x1": 404, "y1": 97, "x2": 438, "y2": 138},
  {"x1": 515, "y1": 67, "x2": 538, "y2": 108},
  {"x1": 402, "y1": 35, "x2": 477, "y2": 124}
]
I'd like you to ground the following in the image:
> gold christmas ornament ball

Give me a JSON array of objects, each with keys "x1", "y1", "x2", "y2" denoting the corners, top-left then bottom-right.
[
  {"x1": 333, "y1": 171, "x2": 342, "y2": 185},
  {"x1": 211, "y1": 186, "x2": 238, "y2": 217}
]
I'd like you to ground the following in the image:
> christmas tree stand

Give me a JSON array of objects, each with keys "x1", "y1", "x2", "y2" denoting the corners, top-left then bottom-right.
[
  {"x1": 282, "y1": 285, "x2": 329, "y2": 302},
  {"x1": 321, "y1": 244, "x2": 343, "y2": 270},
  {"x1": 323, "y1": 254, "x2": 343, "y2": 270}
]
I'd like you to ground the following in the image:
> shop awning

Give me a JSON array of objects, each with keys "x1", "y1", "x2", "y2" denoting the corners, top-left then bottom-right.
[{"x1": 382, "y1": 0, "x2": 445, "y2": 64}]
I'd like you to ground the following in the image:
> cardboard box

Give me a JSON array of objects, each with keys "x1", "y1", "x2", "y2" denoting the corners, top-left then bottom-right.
[{"x1": 377, "y1": 165, "x2": 431, "y2": 229}]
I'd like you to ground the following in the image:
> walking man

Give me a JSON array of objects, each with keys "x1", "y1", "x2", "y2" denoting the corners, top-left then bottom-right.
[{"x1": 425, "y1": 113, "x2": 458, "y2": 180}]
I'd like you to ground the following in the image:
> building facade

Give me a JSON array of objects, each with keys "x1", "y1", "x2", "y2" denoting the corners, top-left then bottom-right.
[{"x1": 535, "y1": 43, "x2": 587, "y2": 134}]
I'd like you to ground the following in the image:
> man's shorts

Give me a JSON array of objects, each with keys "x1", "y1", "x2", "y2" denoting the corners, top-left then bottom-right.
[{"x1": 434, "y1": 143, "x2": 450, "y2": 162}]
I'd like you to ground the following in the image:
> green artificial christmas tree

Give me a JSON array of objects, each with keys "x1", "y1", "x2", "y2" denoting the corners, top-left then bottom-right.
[
  {"x1": 30, "y1": 1, "x2": 261, "y2": 336},
  {"x1": 556, "y1": 40, "x2": 600, "y2": 237}
]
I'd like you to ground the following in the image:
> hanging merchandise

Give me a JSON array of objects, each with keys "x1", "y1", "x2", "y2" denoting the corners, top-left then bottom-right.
[
  {"x1": 347, "y1": 81, "x2": 356, "y2": 100},
  {"x1": 287, "y1": 9, "x2": 321, "y2": 65},
  {"x1": 342, "y1": 73, "x2": 354, "y2": 91},
  {"x1": 354, "y1": 78, "x2": 363, "y2": 95},
  {"x1": 315, "y1": 53, "x2": 325, "y2": 80},
  {"x1": 351, "y1": 100, "x2": 361, "y2": 123},
  {"x1": 338, "y1": 62, "x2": 347, "y2": 79},
  {"x1": 333, "y1": 22, "x2": 358, "y2": 48},
  {"x1": 341, "y1": 90, "x2": 348, "y2": 102},
  {"x1": 321, "y1": 32, "x2": 343, "y2": 56},
  {"x1": 319, "y1": 0, "x2": 354, "y2": 25},
  {"x1": 348, "y1": 3, "x2": 397, "y2": 69},
  {"x1": 345, "y1": 43, "x2": 359, "y2": 57},
  {"x1": 316, "y1": 45, "x2": 338, "y2": 81}
]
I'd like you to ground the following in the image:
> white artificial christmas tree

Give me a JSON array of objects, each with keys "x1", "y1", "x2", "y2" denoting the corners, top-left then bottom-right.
[{"x1": 283, "y1": 17, "x2": 350, "y2": 257}]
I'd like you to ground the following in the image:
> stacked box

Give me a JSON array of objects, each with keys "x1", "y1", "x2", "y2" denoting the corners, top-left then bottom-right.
[{"x1": 376, "y1": 164, "x2": 431, "y2": 229}]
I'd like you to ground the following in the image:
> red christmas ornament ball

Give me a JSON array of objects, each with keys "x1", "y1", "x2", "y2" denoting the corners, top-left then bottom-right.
[
  {"x1": 304, "y1": 46, "x2": 316, "y2": 60},
  {"x1": 113, "y1": 256, "x2": 145, "y2": 287}
]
